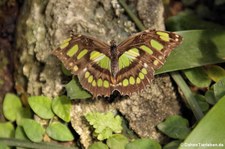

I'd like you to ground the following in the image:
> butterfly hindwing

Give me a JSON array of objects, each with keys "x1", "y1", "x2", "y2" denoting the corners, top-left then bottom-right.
[
  {"x1": 115, "y1": 30, "x2": 182, "y2": 95},
  {"x1": 52, "y1": 30, "x2": 182, "y2": 97},
  {"x1": 52, "y1": 35, "x2": 114, "y2": 97}
]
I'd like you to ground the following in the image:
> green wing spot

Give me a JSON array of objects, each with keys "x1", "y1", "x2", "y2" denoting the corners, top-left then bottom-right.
[
  {"x1": 160, "y1": 36, "x2": 170, "y2": 42},
  {"x1": 97, "y1": 79, "x2": 103, "y2": 87},
  {"x1": 119, "y1": 48, "x2": 139, "y2": 70},
  {"x1": 157, "y1": 31, "x2": 169, "y2": 37},
  {"x1": 90, "y1": 51, "x2": 111, "y2": 71},
  {"x1": 139, "y1": 45, "x2": 153, "y2": 54},
  {"x1": 85, "y1": 71, "x2": 90, "y2": 78},
  {"x1": 60, "y1": 42, "x2": 69, "y2": 49},
  {"x1": 90, "y1": 51, "x2": 102, "y2": 60},
  {"x1": 66, "y1": 44, "x2": 79, "y2": 57},
  {"x1": 141, "y1": 68, "x2": 147, "y2": 75},
  {"x1": 92, "y1": 80, "x2": 96, "y2": 87},
  {"x1": 88, "y1": 75, "x2": 93, "y2": 83},
  {"x1": 77, "y1": 49, "x2": 88, "y2": 60},
  {"x1": 129, "y1": 76, "x2": 135, "y2": 85},
  {"x1": 156, "y1": 32, "x2": 170, "y2": 42},
  {"x1": 139, "y1": 72, "x2": 145, "y2": 80},
  {"x1": 103, "y1": 80, "x2": 109, "y2": 88},
  {"x1": 60, "y1": 38, "x2": 72, "y2": 49},
  {"x1": 119, "y1": 54, "x2": 130, "y2": 70},
  {"x1": 150, "y1": 39, "x2": 163, "y2": 51},
  {"x1": 122, "y1": 79, "x2": 129, "y2": 87},
  {"x1": 127, "y1": 48, "x2": 139, "y2": 57},
  {"x1": 156, "y1": 32, "x2": 170, "y2": 41},
  {"x1": 136, "y1": 77, "x2": 141, "y2": 84},
  {"x1": 98, "y1": 56, "x2": 111, "y2": 71}
]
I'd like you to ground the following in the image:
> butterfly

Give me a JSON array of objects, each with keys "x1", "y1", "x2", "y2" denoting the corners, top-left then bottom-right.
[{"x1": 52, "y1": 29, "x2": 182, "y2": 97}]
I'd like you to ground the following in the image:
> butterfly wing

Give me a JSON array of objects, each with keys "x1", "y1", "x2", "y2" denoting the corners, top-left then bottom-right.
[
  {"x1": 52, "y1": 34, "x2": 113, "y2": 97},
  {"x1": 115, "y1": 29, "x2": 182, "y2": 95}
]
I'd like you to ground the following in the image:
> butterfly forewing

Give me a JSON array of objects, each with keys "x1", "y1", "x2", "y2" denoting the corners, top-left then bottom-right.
[
  {"x1": 52, "y1": 34, "x2": 114, "y2": 97},
  {"x1": 52, "y1": 30, "x2": 182, "y2": 97},
  {"x1": 115, "y1": 30, "x2": 182, "y2": 95}
]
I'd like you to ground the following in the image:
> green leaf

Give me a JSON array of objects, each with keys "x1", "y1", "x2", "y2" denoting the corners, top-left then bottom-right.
[
  {"x1": 205, "y1": 65, "x2": 225, "y2": 82},
  {"x1": 157, "y1": 115, "x2": 190, "y2": 139},
  {"x1": 15, "y1": 126, "x2": 28, "y2": 140},
  {"x1": 88, "y1": 142, "x2": 109, "y2": 149},
  {"x1": 106, "y1": 134, "x2": 129, "y2": 149},
  {"x1": 213, "y1": 78, "x2": 225, "y2": 100},
  {"x1": 166, "y1": 10, "x2": 224, "y2": 31},
  {"x1": 0, "y1": 143, "x2": 10, "y2": 149},
  {"x1": 156, "y1": 30, "x2": 225, "y2": 75},
  {"x1": 61, "y1": 64, "x2": 72, "y2": 76},
  {"x1": 46, "y1": 122, "x2": 74, "y2": 141},
  {"x1": 15, "y1": 126, "x2": 29, "y2": 149},
  {"x1": 16, "y1": 107, "x2": 32, "y2": 126},
  {"x1": 65, "y1": 78, "x2": 92, "y2": 99},
  {"x1": 52, "y1": 96, "x2": 71, "y2": 122},
  {"x1": 163, "y1": 140, "x2": 181, "y2": 149},
  {"x1": 28, "y1": 96, "x2": 54, "y2": 119},
  {"x1": 179, "y1": 96, "x2": 225, "y2": 148},
  {"x1": 205, "y1": 90, "x2": 217, "y2": 105},
  {"x1": 3, "y1": 93, "x2": 22, "y2": 121},
  {"x1": 215, "y1": 0, "x2": 225, "y2": 5},
  {"x1": 183, "y1": 67, "x2": 211, "y2": 88},
  {"x1": 85, "y1": 112, "x2": 122, "y2": 140},
  {"x1": 125, "y1": 138, "x2": 161, "y2": 149},
  {"x1": 22, "y1": 119, "x2": 45, "y2": 142},
  {"x1": 0, "y1": 122, "x2": 14, "y2": 138},
  {"x1": 194, "y1": 94, "x2": 209, "y2": 112},
  {"x1": 181, "y1": 0, "x2": 196, "y2": 6}
]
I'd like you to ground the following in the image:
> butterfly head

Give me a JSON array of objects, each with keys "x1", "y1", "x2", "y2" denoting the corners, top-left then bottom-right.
[{"x1": 110, "y1": 40, "x2": 117, "y2": 48}]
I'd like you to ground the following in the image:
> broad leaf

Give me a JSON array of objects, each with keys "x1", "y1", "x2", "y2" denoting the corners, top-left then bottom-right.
[
  {"x1": 106, "y1": 134, "x2": 129, "y2": 149},
  {"x1": 65, "y1": 78, "x2": 92, "y2": 99},
  {"x1": 157, "y1": 115, "x2": 190, "y2": 139},
  {"x1": 183, "y1": 67, "x2": 211, "y2": 88},
  {"x1": 28, "y1": 96, "x2": 54, "y2": 119},
  {"x1": 205, "y1": 65, "x2": 225, "y2": 82},
  {"x1": 52, "y1": 96, "x2": 71, "y2": 122},
  {"x1": 3, "y1": 93, "x2": 22, "y2": 121},
  {"x1": 125, "y1": 138, "x2": 161, "y2": 149},
  {"x1": 213, "y1": 78, "x2": 225, "y2": 100},
  {"x1": 0, "y1": 122, "x2": 14, "y2": 138},
  {"x1": 46, "y1": 122, "x2": 74, "y2": 141},
  {"x1": 157, "y1": 30, "x2": 225, "y2": 74},
  {"x1": 179, "y1": 96, "x2": 225, "y2": 148},
  {"x1": 22, "y1": 119, "x2": 45, "y2": 142},
  {"x1": 88, "y1": 142, "x2": 108, "y2": 149}
]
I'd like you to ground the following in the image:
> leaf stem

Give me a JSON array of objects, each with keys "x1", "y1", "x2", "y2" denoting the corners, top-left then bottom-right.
[
  {"x1": 0, "y1": 138, "x2": 78, "y2": 149},
  {"x1": 118, "y1": 0, "x2": 145, "y2": 31},
  {"x1": 170, "y1": 72, "x2": 204, "y2": 120}
]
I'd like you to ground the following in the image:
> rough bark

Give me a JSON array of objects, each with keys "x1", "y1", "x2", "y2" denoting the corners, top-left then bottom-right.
[{"x1": 16, "y1": 0, "x2": 180, "y2": 148}]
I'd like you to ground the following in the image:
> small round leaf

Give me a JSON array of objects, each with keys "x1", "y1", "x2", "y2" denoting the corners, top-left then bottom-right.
[
  {"x1": 46, "y1": 122, "x2": 74, "y2": 141},
  {"x1": 22, "y1": 119, "x2": 45, "y2": 142},
  {"x1": 107, "y1": 134, "x2": 129, "y2": 149},
  {"x1": 157, "y1": 115, "x2": 190, "y2": 139},
  {"x1": 0, "y1": 122, "x2": 14, "y2": 138},
  {"x1": 52, "y1": 96, "x2": 71, "y2": 122},
  {"x1": 125, "y1": 138, "x2": 161, "y2": 149},
  {"x1": 3, "y1": 93, "x2": 22, "y2": 121},
  {"x1": 88, "y1": 142, "x2": 109, "y2": 149},
  {"x1": 28, "y1": 96, "x2": 54, "y2": 119}
]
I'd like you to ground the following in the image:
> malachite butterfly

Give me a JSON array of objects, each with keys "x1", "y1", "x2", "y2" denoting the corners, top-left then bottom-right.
[{"x1": 52, "y1": 29, "x2": 182, "y2": 97}]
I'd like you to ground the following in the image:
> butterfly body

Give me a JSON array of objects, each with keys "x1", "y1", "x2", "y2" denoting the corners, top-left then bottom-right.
[{"x1": 52, "y1": 29, "x2": 182, "y2": 97}]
